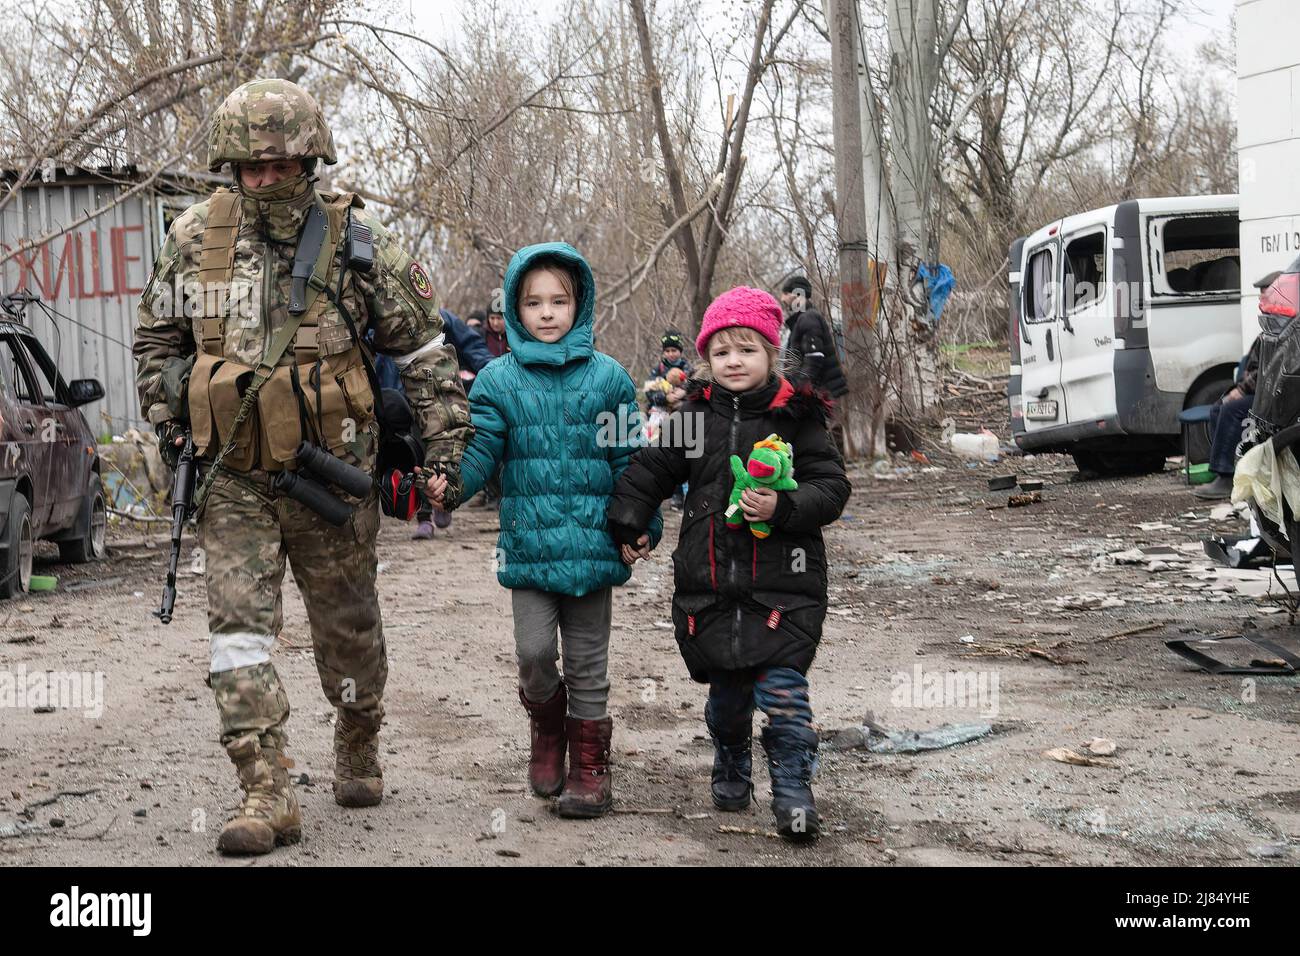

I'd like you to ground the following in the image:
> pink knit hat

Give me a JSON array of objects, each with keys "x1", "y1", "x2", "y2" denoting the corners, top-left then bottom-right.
[{"x1": 695, "y1": 286, "x2": 783, "y2": 356}]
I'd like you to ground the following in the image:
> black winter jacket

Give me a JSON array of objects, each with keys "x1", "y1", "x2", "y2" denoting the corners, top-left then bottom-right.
[
  {"x1": 784, "y1": 306, "x2": 849, "y2": 398},
  {"x1": 608, "y1": 375, "x2": 851, "y2": 682}
]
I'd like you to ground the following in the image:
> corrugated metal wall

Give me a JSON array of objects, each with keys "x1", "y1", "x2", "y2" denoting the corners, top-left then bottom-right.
[{"x1": 0, "y1": 177, "x2": 190, "y2": 435}]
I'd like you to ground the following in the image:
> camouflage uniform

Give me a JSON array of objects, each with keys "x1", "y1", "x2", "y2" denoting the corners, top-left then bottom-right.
[{"x1": 132, "y1": 79, "x2": 471, "y2": 853}]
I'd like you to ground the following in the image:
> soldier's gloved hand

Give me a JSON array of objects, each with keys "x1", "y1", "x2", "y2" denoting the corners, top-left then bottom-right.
[
  {"x1": 412, "y1": 467, "x2": 447, "y2": 506},
  {"x1": 157, "y1": 419, "x2": 187, "y2": 470},
  {"x1": 430, "y1": 462, "x2": 463, "y2": 511}
]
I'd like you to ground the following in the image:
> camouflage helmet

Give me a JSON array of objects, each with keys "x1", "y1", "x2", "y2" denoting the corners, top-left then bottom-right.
[{"x1": 207, "y1": 78, "x2": 337, "y2": 173}]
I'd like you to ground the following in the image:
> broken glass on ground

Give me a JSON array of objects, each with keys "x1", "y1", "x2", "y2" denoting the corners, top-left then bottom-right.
[{"x1": 824, "y1": 713, "x2": 993, "y2": 754}]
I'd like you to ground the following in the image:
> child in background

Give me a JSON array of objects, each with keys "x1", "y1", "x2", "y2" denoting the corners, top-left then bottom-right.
[
  {"x1": 645, "y1": 330, "x2": 693, "y2": 509},
  {"x1": 607, "y1": 287, "x2": 850, "y2": 841},
  {"x1": 643, "y1": 366, "x2": 687, "y2": 443},
  {"x1": 434, "y1": 242, "x2": 661, "y2": 818}
]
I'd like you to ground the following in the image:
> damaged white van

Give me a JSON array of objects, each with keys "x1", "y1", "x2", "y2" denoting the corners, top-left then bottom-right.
[{"x1": 1008, "y1": 195, "x2": 1241, "y2": 473}]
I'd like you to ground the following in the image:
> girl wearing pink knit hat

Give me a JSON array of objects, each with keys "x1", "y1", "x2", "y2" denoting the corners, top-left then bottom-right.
[{"x1": 607, "y1": 286, "x2": 851, "y2": 842}]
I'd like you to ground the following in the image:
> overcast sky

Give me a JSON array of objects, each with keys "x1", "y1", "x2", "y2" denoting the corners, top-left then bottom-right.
[
  {"x1": 1165, "y1": 0, "x2": 1236, "y2": 70},
  {"x1": 405, "y1": 0, "x2": 1241, "y2": 78}
]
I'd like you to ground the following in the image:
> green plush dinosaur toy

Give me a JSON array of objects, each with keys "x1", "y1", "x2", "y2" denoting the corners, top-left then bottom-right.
[{"x1": 726, "y1": 434, "x2": 797, "y2": 539}]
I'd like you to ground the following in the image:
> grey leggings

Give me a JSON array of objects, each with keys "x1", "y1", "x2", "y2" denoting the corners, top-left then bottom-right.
[{"x1": 511, "y1": 587, "x2": 612, "y2": 720}]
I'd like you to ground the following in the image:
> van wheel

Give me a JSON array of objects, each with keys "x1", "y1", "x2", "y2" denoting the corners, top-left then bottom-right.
[
  {"x1": 1072, "y1": 448, "x2": 1169, "y2": 477},
  {"x1": 1, "y1": 493, "x2": 34, "y2": 600},
  {"x1": 58, "y1": 475, "x2": 107, "y2": 564},
  {"x1": 1183, "y1": 379, "x2": 1234, "y2": 465}
]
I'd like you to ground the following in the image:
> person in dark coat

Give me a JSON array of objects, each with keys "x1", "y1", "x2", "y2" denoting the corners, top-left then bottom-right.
[
  {"x1": 483, "y1": 301, "x2": 510, "y2": 359},
  {"x1": 645, "y1": 329, "x2": 693, "y2": 408},
  {"x1": 608, "y1": 286, "x2": 851, "y2": 842},
  {"x1": 645, "y1": 329, "x2": 693, "y2": 509},
  {"x1": 1195, "y1": 338, "x2": 1262, "y2": 500},
  {"x1": 779, "y1": 275, "x2": 849, "y2": 399}
]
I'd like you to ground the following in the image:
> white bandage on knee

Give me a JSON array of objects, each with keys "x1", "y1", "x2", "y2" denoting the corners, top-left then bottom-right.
[
  {"x1": 393, "y1": 333, "x2": 447, "y2": 370},
  {"x1": 210, "y1": 631, "x2": 277, "y2": 673}
]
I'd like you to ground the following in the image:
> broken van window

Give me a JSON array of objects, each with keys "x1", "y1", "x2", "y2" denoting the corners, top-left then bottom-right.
[
  {"x1": 1064, "y1": 231, "x2": 1106, "y2": 311},
  {"x1": 1025, "y1": 247, "x2": 1055, "y2": 322},
  {"x1": 1148, "y1": 213, "x2": 1240, "y2": 297}
]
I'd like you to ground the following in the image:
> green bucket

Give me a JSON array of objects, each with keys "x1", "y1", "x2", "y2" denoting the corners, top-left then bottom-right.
[{"x1": 1186, "y1": 462, "x2": 1215, "y2": 485}]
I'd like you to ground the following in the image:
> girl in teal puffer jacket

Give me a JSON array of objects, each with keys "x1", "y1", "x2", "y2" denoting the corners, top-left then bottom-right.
[{"x1": 441, "y1": 241, "x2": 661, "y2": 818}]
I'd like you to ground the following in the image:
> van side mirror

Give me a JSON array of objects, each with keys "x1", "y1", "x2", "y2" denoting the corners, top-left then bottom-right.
[{"x1": 67, "y1": 378, "x2": 105, "y2": 407}]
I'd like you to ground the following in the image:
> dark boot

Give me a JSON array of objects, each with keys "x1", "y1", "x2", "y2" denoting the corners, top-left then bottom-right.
[
  {"x1": 519, "y1": 684, "x2": 567, "y2": 797},
  {"x1": 1193, "y1": 474, "x2": 1233, "y2": 500},
  {"x1": 705, "y1": 703, "x2": 753, "y2": 811},
  {"x1": 554, "y1": 716, "x2": 613, "y2": 819},
  {"x1": 761, "y1": 725, "x2": 820, "y2": 842}
]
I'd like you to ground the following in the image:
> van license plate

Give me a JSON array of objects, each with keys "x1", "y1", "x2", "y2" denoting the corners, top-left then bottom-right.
[{"x1": 1026, "y1": 400, "x2": 1059, "y2": 421}]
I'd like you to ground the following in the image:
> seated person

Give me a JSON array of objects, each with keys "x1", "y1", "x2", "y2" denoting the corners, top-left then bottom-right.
[{"x1": 1194, "y1": 339, "x2": 1261, "y2": 501}]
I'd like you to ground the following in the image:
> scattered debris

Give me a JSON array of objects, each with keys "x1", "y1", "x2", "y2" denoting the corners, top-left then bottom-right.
[
  {"x1": 19, "y1": 788, "x2": 100, "y2": 821},
  {"x1": 1055, "y1": 591, "x2": 1126, "y2": 610},
  {"x1": 962, "y1": 639, "x2": 1085, "y2": 665},
  {"x1": 1099, "y1": 622, "x2": 1162, "y2": 642},
  {"x1": 64, "y1": 577, "x2": 125, "y2": 593},
  {"x1": 949, "y1": 430, "x2": 1000, "y2": 460},
  {"x1": 1082, "y1": 738, "x2": 1117, "y2": 756},
  {"x1": 610, "y1": 807, "x2": 674, "y2": 815},
  {"x1": 988, "y1": 475, "x2": 1017, "y2": 491},
  {"x1": 0, "y1": 820, "x2": 46, "y2": 839},
  {"x1": 1008, "y1": 492, "x2": 1042, "y2": 508},
  {"x1": 825, "y1": 713, "x2": 993, "y2": 754},
  {"x1": 1165, "y1": 634, "x2": 1300, "y2": 675},
  {"x1": 1043, "y1": 747, "x2": 1120, "y2": 769},
  {"x1": 1136, "y1": 522, "x2": 1179, "y2": 532},
  {"x1": 1209, "y1": 501, "x2": 1249, "y2": 522},
  {"x1": 1247, "y1": 842, "x2": 1290, "y2": 859},
  {"x1": 1203, "y1": 536, "x2": 1271, "y2": 569},
  {"x1": 718, "y1": 824, "x2": 779, "y2": 838}
]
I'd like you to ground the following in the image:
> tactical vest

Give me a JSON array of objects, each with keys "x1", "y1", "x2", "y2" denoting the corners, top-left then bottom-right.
[{"x1": 186, "y1": 189, "x2": 376, "y2": 473}]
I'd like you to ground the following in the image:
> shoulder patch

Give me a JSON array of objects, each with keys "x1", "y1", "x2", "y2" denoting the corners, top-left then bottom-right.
[{"x1": 407, "y1": 261, "x2": 433, "y2": 300}]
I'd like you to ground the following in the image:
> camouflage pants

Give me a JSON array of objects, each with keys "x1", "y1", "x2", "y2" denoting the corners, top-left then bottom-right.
[{"x1": 200, "y1": 469, "x2": 386, "y2": 753}]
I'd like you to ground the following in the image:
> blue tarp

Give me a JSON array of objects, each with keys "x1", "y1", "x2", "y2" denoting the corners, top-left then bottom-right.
[{"x1": 917, "y1": 263, "x2": 956, "y2": 323}]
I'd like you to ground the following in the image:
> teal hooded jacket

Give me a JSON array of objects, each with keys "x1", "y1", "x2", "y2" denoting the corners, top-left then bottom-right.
[{"x1": 459, "y1": 242, "x2": 662, "y2": 596}]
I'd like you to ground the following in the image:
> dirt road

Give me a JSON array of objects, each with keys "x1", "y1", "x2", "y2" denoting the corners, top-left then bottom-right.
[{"x1": 2, "y1": 455, "x2": 1298, "y2": 866}]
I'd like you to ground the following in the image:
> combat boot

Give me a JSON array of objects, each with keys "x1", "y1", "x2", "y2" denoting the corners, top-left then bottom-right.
[
  {"x1": 519, "y1": 684, "x2": 567, "y2": 796},
  {"x1": 216, "y1": 735, "x2": 301, "y2": 855},
  {"x1": 333, "y1": 709, "x2": 384, "y2": 807},
  {"x1": 554, "y1": 716, "x2": 613, "y2": 819},
  {"x1": 705, "y1": 703, "x2": 754, "y2": 812},
  {"x1": 761, "y1": 725, "x2": 821, "y2": 843}
]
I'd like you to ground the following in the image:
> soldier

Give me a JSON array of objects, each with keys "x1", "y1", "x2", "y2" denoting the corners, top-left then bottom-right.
[{"x1": 133, "y1": 78, "x2": 472, "y2": 855}]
